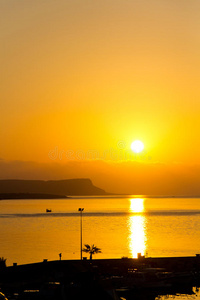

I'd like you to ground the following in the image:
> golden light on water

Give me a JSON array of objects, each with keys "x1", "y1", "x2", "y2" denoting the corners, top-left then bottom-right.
[
  {"x1": 129, "y1": 198, "x2": 147, "y2": 258},
  {"x1": 130, "y1": 198, "x2": 144, "y2": 213}
]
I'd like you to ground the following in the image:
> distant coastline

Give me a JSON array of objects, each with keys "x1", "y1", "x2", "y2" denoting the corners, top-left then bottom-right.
[
  {"x1": 1, "y1": 193, "x2": 199, "y2": 200},
  {"x1": 0, "y1": 193, "x2": 68, "y2": 200},
  {"x1": 0, "y1": 178, "x2": 199, "y2": 198},
  {"x1": 117, "y1": 194, "x2": 200, "y2": 198},
  {"x1": 0, "y1": 178, "x2": 107, "y2": 196}
]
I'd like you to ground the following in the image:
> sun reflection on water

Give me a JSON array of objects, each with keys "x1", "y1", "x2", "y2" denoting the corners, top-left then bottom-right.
[
  {"x1": 130, "y1": 198, "x2": 145, "y2": 213},
  {"x1": 129, "y1": 198, "x2": 147, "y2": 258}
]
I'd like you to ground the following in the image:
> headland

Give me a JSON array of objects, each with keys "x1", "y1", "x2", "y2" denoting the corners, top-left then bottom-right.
[{"x1": 0, "y1": 179, "x2": 107, "y2": 196}]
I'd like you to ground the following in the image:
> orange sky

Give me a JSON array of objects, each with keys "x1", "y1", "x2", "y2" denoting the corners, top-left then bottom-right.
[{"x1": 1, "y1": 0, "x2": 200, "y2": 194}]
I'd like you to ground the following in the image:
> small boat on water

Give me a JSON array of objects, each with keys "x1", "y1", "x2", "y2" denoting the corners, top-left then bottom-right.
[{"x1": 46, "y1": 209, "x2": 52, "y2": 213}]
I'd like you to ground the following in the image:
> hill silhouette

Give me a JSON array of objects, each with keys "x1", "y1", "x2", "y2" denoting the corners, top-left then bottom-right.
[
  {"x1": 0, "y1": 179, "x2": 106, "y2": 196},
  {"x1": 0, "y1": 193, "x2": 68, "y2": 200}
]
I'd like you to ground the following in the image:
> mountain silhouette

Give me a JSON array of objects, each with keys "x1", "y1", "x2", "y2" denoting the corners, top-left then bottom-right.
[{"x1": 0, "y1": 179, "x2": 106, "y2": 196}]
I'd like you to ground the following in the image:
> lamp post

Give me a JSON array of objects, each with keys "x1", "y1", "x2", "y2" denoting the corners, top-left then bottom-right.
[{"x1": 78, "y1": 208, "x2": 84, "y2": 260}]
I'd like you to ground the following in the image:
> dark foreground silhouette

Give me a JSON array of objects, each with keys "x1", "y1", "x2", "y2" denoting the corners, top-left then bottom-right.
[{"x1": 1, "y1": 256, "x2": 200, "y2": 300}]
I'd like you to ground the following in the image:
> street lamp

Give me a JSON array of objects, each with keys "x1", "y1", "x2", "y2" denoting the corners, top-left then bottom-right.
[{"x1": 78, "y1": 208, "x2": 84, "y2": 260}]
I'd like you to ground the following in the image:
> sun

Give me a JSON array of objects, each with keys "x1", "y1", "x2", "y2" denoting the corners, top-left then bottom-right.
[{"x1": 131, "y1": 140, "x2": 144, "y2": 153}]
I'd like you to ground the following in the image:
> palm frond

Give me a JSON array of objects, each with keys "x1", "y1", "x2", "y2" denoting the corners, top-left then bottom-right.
[
  {"x1": 0, "y1": 257, "x2": 6, "y2": 262},
  {"x1": 82, "y1": 244, "x2": 91, "y2": 253},
  {"x1": 82, "y1": 244, "x2": 102, "y2": 259}
]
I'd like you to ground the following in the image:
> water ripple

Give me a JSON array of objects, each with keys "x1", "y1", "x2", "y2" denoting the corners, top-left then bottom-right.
[{"x1": 1, "y1": 210, "x2": 200, "y2": 218}]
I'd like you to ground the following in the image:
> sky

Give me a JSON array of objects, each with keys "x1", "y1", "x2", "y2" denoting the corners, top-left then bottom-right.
[{"x1": 1, "y1": 0, "x2": 200, "y2": 195}]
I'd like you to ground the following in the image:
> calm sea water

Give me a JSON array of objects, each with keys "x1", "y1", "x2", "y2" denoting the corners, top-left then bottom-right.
[{"x1": 1, "y1": 196, "x2": 200, "y2": 267}]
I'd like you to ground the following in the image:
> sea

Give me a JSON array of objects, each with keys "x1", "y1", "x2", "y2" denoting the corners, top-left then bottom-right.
[{"x1": 1, "y1": 196, "x2": 200, "y2": 299}]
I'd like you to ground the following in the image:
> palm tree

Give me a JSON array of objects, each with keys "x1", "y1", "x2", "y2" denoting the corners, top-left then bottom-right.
[
  {"x1": 0, "y1": 257, "x2": 6, "y2": 268},
  {"x1": 82, "y1": 244, "x2": 101, "y2": 260}
]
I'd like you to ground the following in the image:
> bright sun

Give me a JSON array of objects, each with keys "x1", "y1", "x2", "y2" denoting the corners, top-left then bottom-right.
[{"x1": 131, "y1": 140, "x2": 144, "y2": 153}]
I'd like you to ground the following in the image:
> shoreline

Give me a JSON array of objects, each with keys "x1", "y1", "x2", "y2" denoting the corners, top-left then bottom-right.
[
  {"x1": 0, "y1": 193, "x2": 69, "y2": 200},
  {"x1": 3, "y1": 254, "x2": 200, "y2": 271},
  {"x1": 1, "y1": 194, "x2": 200, "y2": 200}
]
